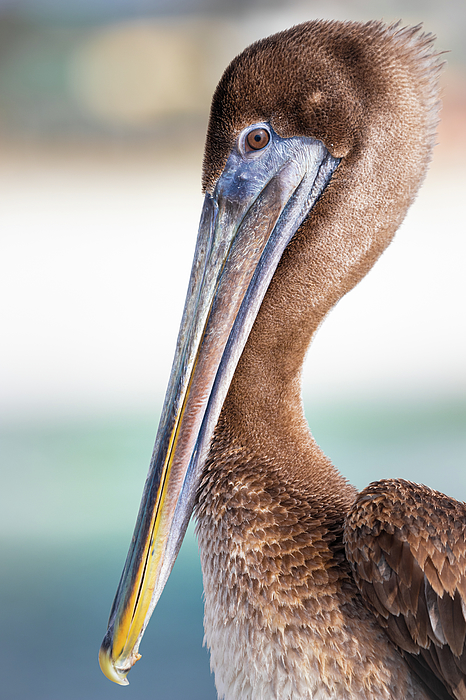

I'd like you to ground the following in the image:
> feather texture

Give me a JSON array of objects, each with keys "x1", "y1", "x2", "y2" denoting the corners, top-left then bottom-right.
[{"x1": 345, "y1": 480, "x2": 466, "y2": 699}]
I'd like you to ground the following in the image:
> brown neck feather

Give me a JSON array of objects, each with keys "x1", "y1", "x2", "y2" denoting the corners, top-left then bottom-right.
[
  {"x1": 196, "y1": 18, "x2": 443, "y2": 532},
  {"x1": 193, "y1": 23, "x2": 442, "y2": 699}
]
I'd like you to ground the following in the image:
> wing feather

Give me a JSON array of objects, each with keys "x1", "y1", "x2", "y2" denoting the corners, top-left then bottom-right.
[{"x1": 345, "y1": 479, "x2": 466, "y2": 700}]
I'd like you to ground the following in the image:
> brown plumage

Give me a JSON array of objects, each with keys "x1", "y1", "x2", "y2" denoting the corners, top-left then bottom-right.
[
  {"x1": 195, "y1": 19, "x2": 465, "y2": 700},
  {"x1": 346, "y1": 480, "x2": 466, "y2": 700},
  {"x1": 99, "y1": 19, "x2": 466, "y2": 700}
]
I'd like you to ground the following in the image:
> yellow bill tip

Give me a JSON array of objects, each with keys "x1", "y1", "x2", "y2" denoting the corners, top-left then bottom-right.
[{"x1": 99, "y1": 638, "x2": 141, "y2": 686}]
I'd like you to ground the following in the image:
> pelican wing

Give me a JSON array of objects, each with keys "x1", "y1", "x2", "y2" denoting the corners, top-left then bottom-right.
[{"x1": 345, "y1": 479, "x2": 466, "y2": 700}]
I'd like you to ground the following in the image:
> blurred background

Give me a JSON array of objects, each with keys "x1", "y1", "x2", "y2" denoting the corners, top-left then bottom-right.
[{"x1": 1, "y1": 0, "x2": 465, "y2": 698}]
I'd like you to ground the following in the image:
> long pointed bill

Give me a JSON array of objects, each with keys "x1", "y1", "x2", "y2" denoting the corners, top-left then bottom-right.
[{"x1": 99, "y1": 125, "x2": 340, "y2": 684}]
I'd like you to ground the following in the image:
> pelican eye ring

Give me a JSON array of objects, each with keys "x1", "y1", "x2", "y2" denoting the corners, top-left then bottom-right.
[{"x1": 246, "y1": 128, "x2": 270, "y2": 151}]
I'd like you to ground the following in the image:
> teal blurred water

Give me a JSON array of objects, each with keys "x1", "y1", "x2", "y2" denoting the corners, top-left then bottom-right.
[
  {"x1": 1, "y1": 399, "x2": 465, "y2": 699},
  {"x1": 1, "y1": 416, "x2": 217, "y2": 699},
  {"x1": 0, "y1": 532, "x2": 214, "y2": 700}
]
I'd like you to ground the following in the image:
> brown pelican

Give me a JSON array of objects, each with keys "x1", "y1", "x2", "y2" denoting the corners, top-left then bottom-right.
[{"x1": 99, "y1": 20, "x2": 466, "y2": 700}]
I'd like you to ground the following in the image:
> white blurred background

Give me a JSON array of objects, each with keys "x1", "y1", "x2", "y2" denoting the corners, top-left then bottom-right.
[{"x1": 1, "y1": 0, "x2": 465, "y2": 421}]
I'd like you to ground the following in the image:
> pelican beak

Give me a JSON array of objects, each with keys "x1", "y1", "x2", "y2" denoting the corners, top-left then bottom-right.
[{"x1": 99, "y1": 125, "x2": 340, "y2": 685}]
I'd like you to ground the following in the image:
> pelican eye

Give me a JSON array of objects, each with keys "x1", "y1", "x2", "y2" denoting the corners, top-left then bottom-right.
[{"x1": 245, "y1": 128, "x2": 270, "y2": 151}]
